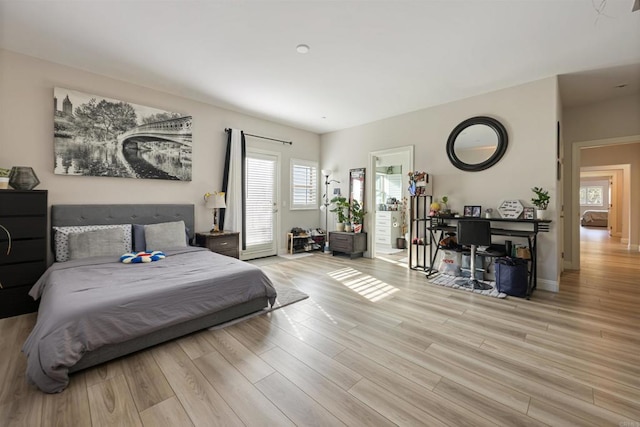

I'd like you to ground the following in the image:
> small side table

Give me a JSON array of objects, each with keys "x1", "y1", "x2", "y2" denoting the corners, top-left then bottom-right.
[
  {"x1": 329, "y1": 231, "x2": 367, "y2": 259},
  {"x1": 195, "y1": 231, "x2": 240, "y2": 258}
]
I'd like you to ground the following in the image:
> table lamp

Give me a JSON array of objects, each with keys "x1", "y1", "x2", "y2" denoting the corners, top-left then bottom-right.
[{"x1": 204, "y1": 192, "x2": 226, "y2": 232}]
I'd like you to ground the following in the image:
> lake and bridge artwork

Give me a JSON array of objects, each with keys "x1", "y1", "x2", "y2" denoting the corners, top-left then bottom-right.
[{"x1": 54, "y1": 87, "x2": 192, "y2": 181}]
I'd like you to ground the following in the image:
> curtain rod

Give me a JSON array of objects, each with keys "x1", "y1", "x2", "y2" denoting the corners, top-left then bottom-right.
[{"x1": 225, "y1": 128, "x2": 293, "y2": 145}]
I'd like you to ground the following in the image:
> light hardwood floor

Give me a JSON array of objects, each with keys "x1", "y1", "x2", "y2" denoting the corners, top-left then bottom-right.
[{"x1": 1, "y1": 233, "x2": 639, "y2": 426}]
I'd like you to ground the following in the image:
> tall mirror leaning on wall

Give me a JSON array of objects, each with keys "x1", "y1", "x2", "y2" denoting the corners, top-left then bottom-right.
[{"x1": 349, "y1": 168, "x2": 365, "y2": 208}]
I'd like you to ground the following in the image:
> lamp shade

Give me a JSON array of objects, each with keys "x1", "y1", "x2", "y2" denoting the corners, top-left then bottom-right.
[
  {"x1": 321, "y1": 169, "x2": 332, "y2": 177},
  {"x1": 205, "y1": 192, "x2": 226, "y2": 209}
]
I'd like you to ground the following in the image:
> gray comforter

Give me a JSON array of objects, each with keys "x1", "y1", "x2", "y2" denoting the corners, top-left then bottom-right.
[{"x1": 23, "y1": 247, "x2": 276, "y2": 393}]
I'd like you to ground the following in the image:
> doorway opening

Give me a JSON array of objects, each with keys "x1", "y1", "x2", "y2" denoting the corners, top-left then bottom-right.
[
  {"x1": 569, "y1": 135, "x2": 638, "y2": 270},
  {"x1": 368, "y1": 146, "x2": 413, "y2": 264}
]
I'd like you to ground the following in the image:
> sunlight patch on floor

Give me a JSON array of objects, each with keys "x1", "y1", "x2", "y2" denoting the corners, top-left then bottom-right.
[
  {"x1": 376, "y1": 255, "x2": 409, "y2": 268},
  {"x1": 307, "y1": 298, "x2": 339, "y2": 325},
  {"x1": 276, "y1": 307, "x2": 305, "y2": 341},
  {"x1": 327, "y1": 267, "x2": 399, "y2": 302}
]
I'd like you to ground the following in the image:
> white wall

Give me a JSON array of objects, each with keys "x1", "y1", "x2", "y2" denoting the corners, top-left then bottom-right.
[
  {"x1": 0, "y1": 49, "x2": 321, "y2": 254},
  {"x1": 563, "y1": 94, "x2": 640, "y2": 262},
  {"x1": 321, "y1": 77, "x2": 560, "y2": 287}
]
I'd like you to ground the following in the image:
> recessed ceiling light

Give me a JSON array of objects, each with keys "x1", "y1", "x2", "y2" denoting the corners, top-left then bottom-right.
[
  {"x1": 615, "y1": 83, "x2": 628, "y2": 88},
  {"x1": 296, "y1": 44, "x2": 310, "y2": 54}
]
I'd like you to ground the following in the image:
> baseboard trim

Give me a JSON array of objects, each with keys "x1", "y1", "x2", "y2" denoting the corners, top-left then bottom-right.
[
  {"x1": 537, "y1": 278, "x2": 559, "y2": 293},
  {"x1": 621, "y1": 237, "x2": 629, "y2": 244},
  {"x1": 563, "y1": 260, "x2": 577, "y2": 270},
  {"x1": 629, "y1": 243, "x2": 640, "y2": 251}
]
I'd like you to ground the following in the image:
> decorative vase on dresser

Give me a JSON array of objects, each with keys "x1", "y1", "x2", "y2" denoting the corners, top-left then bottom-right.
[{"x1": 0, "y1": 189, "x2": 48, "y2": 318}]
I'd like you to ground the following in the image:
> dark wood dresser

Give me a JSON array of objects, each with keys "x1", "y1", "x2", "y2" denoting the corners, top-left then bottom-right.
[
  {"x1": 0, "y1": 189, "x2": 47, "y2": 318},
  {"x1": 195, "y1": 231, "x2": 240, "y2": 258},
  {"x1": 329, "y1": 231, "x2": 367, "y2": 259}
]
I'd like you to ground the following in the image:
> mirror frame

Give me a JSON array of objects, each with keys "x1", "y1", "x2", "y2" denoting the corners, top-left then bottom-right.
[
  {"x1": 446, "y1": 116, "x2": 508, "y2": 172},
  {"x1": 349, "y1": 167, "x2": 366, "y2": 209}
]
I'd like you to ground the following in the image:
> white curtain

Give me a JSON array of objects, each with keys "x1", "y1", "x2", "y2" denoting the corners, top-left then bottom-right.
[{"x1": 221, "y1": 129, "x2": 245, "y2": 252}]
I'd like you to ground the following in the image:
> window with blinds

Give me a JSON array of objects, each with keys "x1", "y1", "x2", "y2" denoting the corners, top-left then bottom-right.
[
  {"x1": 290, "y1": 159, "x2": 318, "y2": 210},
  {"x1": 579, "y1": 185, "x2": 604, "y2": 206},
  {"x1": 245, "y1": 156, "x2": 275, "y2": 247}
]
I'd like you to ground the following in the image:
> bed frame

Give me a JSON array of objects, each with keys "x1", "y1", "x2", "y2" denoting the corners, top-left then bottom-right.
[{"x1": 50, "y1": 204, "x2": 268, "y2": 373}]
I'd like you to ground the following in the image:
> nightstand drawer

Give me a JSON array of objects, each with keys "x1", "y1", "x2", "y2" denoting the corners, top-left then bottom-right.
[
  {"x1": 206, "y1": 235, "x2": 236, "y2": 251},
  {"x1": 196, "y1": 232, "x2": 240, "y2": 259},
  {"x1": 330, "y1": 233, "x2": 353, "y2": 251}
]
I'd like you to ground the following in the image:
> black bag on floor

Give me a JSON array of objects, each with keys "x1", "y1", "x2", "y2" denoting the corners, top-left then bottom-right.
[{"x1": 495, "y1": 257, "x2": 528, "y2": 297}]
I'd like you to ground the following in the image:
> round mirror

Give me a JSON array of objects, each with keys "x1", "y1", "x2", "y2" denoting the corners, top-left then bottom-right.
[{"x1": 446, "y1": 116, "x2": 508, "y2": 172}]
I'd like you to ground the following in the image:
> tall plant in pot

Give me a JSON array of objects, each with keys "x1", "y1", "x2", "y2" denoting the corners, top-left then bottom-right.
[
  {"x1": 350, "y1": 199, "x2": 367, "y2": 233},
  {"x1": 531, "y1": 187, "x2": 550, "y2": 220},
  {"x1": 0, "y1": 168, "x2": 9, "y2": 190},
  {"x1": 330, "y1": 196, "x2": 350, "y2": 231}
]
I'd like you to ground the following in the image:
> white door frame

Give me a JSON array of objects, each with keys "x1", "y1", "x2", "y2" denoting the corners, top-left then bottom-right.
[
  {"x1": 242, "y1": 147, "x2": 281, "y2": 260},
  {"x1": 579, "y1": 168, "x2": 620, "y2": 237},
  {"x1": 569, "y1": 135, "x2": 639, "y2": 269},
  {"x1": 367, "y1": 146, "x2": 414, "y2": 259}
]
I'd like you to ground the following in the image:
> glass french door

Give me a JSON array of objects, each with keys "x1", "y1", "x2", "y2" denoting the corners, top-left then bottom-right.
[{"x1": 242, "y1": 150, "x2": 278, "y2": 259}]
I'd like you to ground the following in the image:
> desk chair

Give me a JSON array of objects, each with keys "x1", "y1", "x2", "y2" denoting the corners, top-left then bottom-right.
[{"x1": 455, "y1": 219, "x2": 492, "y2": 291}]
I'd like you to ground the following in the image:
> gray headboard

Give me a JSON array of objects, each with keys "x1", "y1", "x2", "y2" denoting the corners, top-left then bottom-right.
[{"x1": 51, "y1": 204, "x2": 195, "y2": 240}]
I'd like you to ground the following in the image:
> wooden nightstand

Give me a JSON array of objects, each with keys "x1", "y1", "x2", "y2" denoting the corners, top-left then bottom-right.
[
  {"x1": 195, "y1": 231, "x2": 240, "y2": 258},
  {"x1": 329, "y1": 231, "x2": 367, "y2": 259}
]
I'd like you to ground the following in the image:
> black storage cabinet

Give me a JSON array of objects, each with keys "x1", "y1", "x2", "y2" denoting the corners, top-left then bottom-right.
[{"x1": 0, "y1": 189, "x2": 47, "y2": 318}]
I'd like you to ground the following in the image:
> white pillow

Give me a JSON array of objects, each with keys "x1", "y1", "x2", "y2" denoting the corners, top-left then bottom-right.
[
  {"x1": 144, "y1": 220, "x2": 188, "y2": 250},
  {"x1": 53, "y1": 224, "x2": 132, "y2": 262},
  {"x1": 68, "y1": 228, "x2": 127, "y2": 260}
]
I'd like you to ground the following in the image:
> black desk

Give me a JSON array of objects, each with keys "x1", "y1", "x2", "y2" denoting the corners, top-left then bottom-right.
[{"x1": 426, "y1": 216, "x2": 551, "y2": 297}]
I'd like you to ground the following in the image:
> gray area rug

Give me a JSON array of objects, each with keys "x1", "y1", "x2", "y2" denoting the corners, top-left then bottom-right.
[
  {"x1": 208, "y1": 284, "x2": 309, "y2": 330},
  {"x1": 269, "y1": 285, "x2": 309, "y2": 309},
  {"x1": 428, "y1": 273, "x2": 507, "y2": 299},
  {"x1": 247, "y1": 254, "x2": 313, "y2": 267}
]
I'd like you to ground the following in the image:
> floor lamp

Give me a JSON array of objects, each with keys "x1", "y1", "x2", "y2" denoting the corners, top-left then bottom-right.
[{"x1": 321, "y1": 169, "x2": 339, "y2": 252}]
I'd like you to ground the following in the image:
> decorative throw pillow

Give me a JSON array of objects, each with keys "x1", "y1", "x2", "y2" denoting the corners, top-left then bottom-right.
[
  {"x1": 120, "y1": 251, "x2": 166, "y2": 264},
  {"x1": 53, "y1": 224, "x2": 132, "y2": 262},
  {"x1": 144, "y1": 220, "x2": 188, "y2": 251},
  {"x1": 68, "y1": 228, "x2": 127, "y2": 260},
  {"x1": 133, "y1": 223, "x2": 191, "y2": 252}
]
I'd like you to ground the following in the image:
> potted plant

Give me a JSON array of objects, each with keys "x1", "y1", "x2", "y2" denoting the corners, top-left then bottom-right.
[
  {"x1": 350, "y1": 199, "x2": 367, "y2": 233},
  {"x1": 440, "y1": 195, "x2": 450, "y2": 214},
  {"x1": 531, "y1": 187, "x2": 550, "y2": 220},
  {"x1": 330, "y1": 196, "x2": 350, "y2": 231},
  {"x1": 0, "y1": 168, "x2": 10, "y2": 190}
]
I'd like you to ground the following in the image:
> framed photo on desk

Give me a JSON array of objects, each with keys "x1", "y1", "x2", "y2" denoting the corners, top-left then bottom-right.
[
  {"x1": 464, "y1": 205, "x2": 481, "y2": 217},
  {"x1": 523, "y1": 207, "x2": 534, "y2": 220}
]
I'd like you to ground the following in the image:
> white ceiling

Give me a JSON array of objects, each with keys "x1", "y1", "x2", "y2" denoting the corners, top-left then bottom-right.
[{"x1": 1, "y1": 1, "x2": 639, "y2": 134}]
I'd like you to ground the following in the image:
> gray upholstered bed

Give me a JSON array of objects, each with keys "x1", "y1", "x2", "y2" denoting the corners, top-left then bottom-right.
[
  {"x1": 23, "y1": 204, "x2": 276, "y2": 393},
  {"x1": 581, "y1": 209, "x2": 608, "y2": 227}
]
